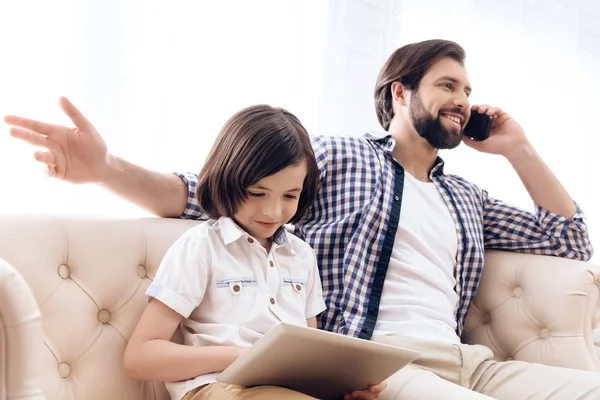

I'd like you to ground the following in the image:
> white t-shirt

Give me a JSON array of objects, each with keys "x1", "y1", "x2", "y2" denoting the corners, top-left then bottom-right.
[
  {"x1": 373, "y1": 172, "x2": 460, "y2": 343},
  {"x1": 146, "y1": 217, "x2": 326, "y2": 400}
]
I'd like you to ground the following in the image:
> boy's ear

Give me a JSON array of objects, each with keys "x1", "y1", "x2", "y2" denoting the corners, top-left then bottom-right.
[{"x1": 391, "y1": 82, "x2": 408, "y2": 106}]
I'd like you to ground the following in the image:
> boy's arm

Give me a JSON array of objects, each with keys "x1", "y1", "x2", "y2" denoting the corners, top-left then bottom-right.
[{"x1": 123, "y1": 299, "x2": 247, "y2": 382}]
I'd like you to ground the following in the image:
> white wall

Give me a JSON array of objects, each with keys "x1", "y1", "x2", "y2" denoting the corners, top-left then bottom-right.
[
  {"x1": 0, "y1": 0, "x2": 328, "y2": 217},
  {"x1": 1, "y1": 0, "x2": 599, "y2": 254},
  {"x1": 320, "y1": 0, "x2": 600, "y2": 254}
]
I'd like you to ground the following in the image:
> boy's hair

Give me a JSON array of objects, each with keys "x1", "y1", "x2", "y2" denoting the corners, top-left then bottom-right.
[
  {"x1": 197, "y1": 104, "x2": 319, "y2": 224},
  {"x1": 374, "y1": 39, "x2": 466, "y2": 131}
]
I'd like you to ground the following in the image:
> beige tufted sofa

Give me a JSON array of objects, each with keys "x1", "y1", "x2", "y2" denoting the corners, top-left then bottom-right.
[{"x1": 1, "y1": 215, "x2": 600, "y2": 400}]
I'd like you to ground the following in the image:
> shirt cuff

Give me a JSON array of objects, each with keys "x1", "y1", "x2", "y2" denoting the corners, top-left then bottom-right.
[
  {"x1": 146, "y1": 282, "x2": 197, "y2": 318},
  {"x1": 535, "y1": 202, "x2": 587, "y2": 238},
  {"x1": 173, "y1": 172, "x2": 205, "y2": 220}
]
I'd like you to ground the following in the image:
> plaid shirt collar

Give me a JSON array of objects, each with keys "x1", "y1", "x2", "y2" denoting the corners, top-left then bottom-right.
[{"x1": 365, "y1": 129, "x2": 446, "y2": 178}]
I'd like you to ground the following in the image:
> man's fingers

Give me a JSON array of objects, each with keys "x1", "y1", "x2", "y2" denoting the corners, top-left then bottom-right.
[
  {"x1": 4, "y1": 115, "x2": 66, "y2": 136},
  {"x1": 9, "y1": 127, "x2": 50, "y2": 148},
  {"x1": 46, "y1": 163, "x2": 57, "y2": 178},
  {"x1": 34, "y1": 151, "x2": 56, "y2": 165},
  {"x1": 485, "y1": 107, "x2": 501, "y2": 116},
  {"x1": 59, "y1": 96, "x2": 93, "y2": 132}
]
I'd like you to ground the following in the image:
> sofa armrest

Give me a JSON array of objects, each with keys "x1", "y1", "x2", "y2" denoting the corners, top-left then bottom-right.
[
  {"x1": 463, "y1": 250, "x2": 600, "y2": 371},
  {"x1": 0, "y1": 258, "x2": 46, "y2": 400}
]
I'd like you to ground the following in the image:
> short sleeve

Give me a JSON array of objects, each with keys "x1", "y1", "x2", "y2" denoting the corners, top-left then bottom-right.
[{"x1": 146, "y1": 232, "x2": 210, "y2": 318}]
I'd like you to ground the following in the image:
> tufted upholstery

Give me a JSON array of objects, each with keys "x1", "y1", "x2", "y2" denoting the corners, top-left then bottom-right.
[
  {"x1": 1, "y1": 216, "x2": 599, "y2": 399},
  {"x1": 463, "y1": 250, "x2": 600, "y2": 370}
]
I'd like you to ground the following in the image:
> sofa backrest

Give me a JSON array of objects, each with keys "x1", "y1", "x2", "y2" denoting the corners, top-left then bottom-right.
[{"x1": 0, "y1": 216, "x2": 200, "y2": 400}]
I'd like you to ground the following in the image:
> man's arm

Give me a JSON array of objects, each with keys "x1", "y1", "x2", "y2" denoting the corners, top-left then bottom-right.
[
  {"x1": 464, "y1": 105, "x2": 591, "y2": 260},
  {"x1": 464, "y1": 105, "x2": 576, "y2": 218},
  {"x1": 5, "y1": 97, "x2": 191, "y2": 218},
  {"x1": 101, "y1": 156, "x2": 189, "y2": 218},
  {"x1": 481, "y1": 190, "x2": 592, "y2": 260},
  {"x1": 504, "y1": 144, "x2": 576, "y2": 218}
]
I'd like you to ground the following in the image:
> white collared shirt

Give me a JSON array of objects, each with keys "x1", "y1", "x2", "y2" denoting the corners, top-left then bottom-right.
[{"x1": 146, "y1": 217, "x2": 326, "y2": 400}]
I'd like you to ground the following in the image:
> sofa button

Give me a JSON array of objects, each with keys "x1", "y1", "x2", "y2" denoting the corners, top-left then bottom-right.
[
  {"x1": 512, "y1": 287, "x2": 523, "y2": 298},
  {"x1": 540, "y1": 328, "x2": 550, "y2": 339},
  {"x1": 58, "y1": 264, "x2": 70, "y2": 279},
  {"x1": 481, "y1": 313, "x2": 491, "y2": 324},
  {"x1": 97, "y1": 309, "x2": 111, "y2": 324},
  {"x1": 136, "y1": 265, "x2": 147, "y2": 278},
  {"x1": 57, "y1": 362, "x2": 71, "y2": 378}
]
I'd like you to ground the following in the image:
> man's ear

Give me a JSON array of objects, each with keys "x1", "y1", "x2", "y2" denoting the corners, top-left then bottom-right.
[{"x1": 391, "y1": 81, "x2": 408, "y2": 106}]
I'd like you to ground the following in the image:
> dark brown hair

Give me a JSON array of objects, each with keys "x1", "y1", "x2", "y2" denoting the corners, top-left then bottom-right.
[
  {"x1": 197, "y1": 105, "x2": 319, "y2": 224},
  {"x1": 374, "y1": 39, "x2": 466, "y2": 131}
]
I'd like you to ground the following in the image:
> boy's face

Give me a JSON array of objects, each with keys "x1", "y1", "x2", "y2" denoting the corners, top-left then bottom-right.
[
  {"x1": 406, "y1": 57, "x2": 472, "y2": 149},
  {"x1": 234, "y1": 161, "x2": 307, "y2": 249}
]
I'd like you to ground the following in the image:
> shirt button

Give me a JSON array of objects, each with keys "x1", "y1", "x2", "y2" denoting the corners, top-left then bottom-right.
[
  {"x1": 369, "y1": 306, "x2": 376, "y2": 313},
  {"x1": 270, "y1": 297, "x2": 276, "y2": 305},
  {"x1": 396, "y1": 168, "x2": 401, "y2": 174},
  {"x1": 247, "y1": 238, "x2": 254, "y2": 244},
  {"x1": 269, "y1": 261, "x2": 274, "y2": 267},
  {"x1": 233, "y1": 284, "x2": 241, "y2": 293},
  {"x1": 362, "y1": 327, "x2": 371, "y2": 333},
  {"x1": 394, "y1": 195, "x2": 400, "y2": 201},
  {"x1": 295, "y1": 284, "x2": 302, "y2": 291}
]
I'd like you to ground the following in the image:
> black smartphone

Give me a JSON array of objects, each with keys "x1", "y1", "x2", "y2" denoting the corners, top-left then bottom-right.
[{"x1": 463, "y1": 111, "x2": 492, "y2": 141}]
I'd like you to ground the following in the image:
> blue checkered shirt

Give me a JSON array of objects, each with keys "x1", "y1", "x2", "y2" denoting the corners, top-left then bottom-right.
[{"x1": 176, "y1": 131, "x2": 592, "y2": 339}]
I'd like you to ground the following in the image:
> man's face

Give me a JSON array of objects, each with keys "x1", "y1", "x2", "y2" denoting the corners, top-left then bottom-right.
[{"x1": 408, "y1": 57, "x2": 472, "y2": 149}]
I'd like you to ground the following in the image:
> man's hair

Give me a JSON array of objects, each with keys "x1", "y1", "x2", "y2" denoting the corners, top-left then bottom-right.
[
  {"x1": 374, "y1": 39, "x2": 466, "y2": 131},
  {"x1": 197, "y1": 104, "x2": 319, "y2": 224}
]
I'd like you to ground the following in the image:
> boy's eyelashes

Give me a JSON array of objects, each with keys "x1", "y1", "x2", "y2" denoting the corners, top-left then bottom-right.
[{"x1": 246, "y1": 192, "x2": 299, "y2": 200}]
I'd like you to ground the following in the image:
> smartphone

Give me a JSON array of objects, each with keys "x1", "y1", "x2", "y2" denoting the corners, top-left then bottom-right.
[{"x1": 463, "y1": 111, "x2": 492, "y2": 141}]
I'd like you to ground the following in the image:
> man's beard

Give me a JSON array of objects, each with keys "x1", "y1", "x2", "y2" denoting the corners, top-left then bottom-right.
[{"x1": 409, "y1": 91, "x2": 463, "y2": 150}]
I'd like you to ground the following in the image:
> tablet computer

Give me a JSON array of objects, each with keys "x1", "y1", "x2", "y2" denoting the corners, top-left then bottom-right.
[{"x1": 217, "y1": 323, "x2": 419, "y2": 400}]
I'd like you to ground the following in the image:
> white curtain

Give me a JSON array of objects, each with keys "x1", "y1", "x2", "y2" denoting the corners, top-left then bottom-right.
[{"x1": 1, "y1": 0, "x2": 599, "y2": 253}]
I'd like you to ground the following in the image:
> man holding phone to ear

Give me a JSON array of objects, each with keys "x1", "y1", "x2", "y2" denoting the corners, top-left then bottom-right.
[{"x1": 6, "y1": 39, "x2": 599, "y2": 399}]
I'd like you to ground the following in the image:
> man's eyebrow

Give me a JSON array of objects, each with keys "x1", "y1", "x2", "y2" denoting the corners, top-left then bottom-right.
[{"x1": 437, "y1": 76, "x2": 472, "y2": 93}]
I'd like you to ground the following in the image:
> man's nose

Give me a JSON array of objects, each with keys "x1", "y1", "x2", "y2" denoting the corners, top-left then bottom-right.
[{"x1": 453, "y1": 91, "x2": 470, "y2": 109}]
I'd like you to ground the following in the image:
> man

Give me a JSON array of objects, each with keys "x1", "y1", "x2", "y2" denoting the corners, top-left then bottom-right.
[{"x1": 5, "y1": 39, "x2": 599, "y2": 399}]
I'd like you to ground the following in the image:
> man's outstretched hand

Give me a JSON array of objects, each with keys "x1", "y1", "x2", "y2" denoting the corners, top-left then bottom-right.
[{"x1": 5, "y1": 96, "x2": 110, "y2": 183}]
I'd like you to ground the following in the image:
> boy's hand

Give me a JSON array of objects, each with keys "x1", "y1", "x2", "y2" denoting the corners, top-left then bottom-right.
[{"x1": 344, "y1": 381, "x2": 387, "y2": 400}]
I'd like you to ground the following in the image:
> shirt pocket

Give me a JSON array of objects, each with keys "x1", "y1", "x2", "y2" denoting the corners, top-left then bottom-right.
[
  {"x1": 216, "y1": 277, "x2": 258, "y2": 296},
  {"x1": 210, "y1": 276, "x2": 260, "y2": 325},
  {"x1": 282, "y1": 277, "x2": 307, "y2": 294}
]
